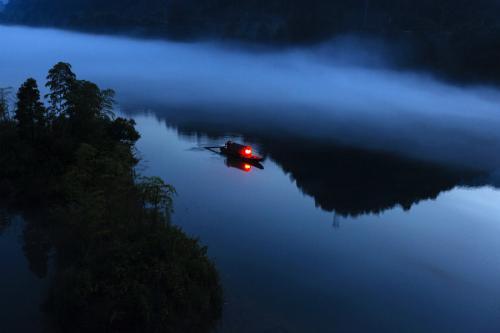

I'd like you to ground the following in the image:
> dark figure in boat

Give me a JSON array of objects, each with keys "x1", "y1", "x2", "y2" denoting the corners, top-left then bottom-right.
[{"x1": 220, "y1": 141, "x2": 264, "y2": 162}]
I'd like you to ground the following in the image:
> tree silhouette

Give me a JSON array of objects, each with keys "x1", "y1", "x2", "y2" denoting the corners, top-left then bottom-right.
[
  {"x1": 1, "y1": 63, "x2": 223, "y2": 333},
  {"x1": 45, "y1": 62, "x2": 76, "y2": 118},
  {"x1": 15, "y1": 78, "x2": 47, "y2": 142},
  {"x1": 66, "y1": 79, "x2": 115, "y2": 120},
  {"x1": 137, "y1": 176, "x2": 176, "y2": 223}
]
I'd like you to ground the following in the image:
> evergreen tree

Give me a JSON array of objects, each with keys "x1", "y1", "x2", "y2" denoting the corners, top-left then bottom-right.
[
  {"x1": 45, "y1": 62, "x2": 76, "y2": 118},
  {"x1": 15, "y1": 78, "x2": 47, "y2": 142}
]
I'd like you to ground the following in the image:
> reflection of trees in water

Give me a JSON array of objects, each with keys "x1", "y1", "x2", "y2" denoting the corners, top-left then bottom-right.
[
  {"x1": 22, "y1": 218, "x2": 51, "y2": 279},
  {"x1": 0, "y1": 205, "x2": 221, "y2": 333},
  {"x1": 149, "y1": 117, "x2": 489, "y2": 218},
  {"x1": 0, "y1": 208, "x2": 51, "y2": 279},
  {"x1": 263, "y1": 138, "x2": 482, "y2": 217}
]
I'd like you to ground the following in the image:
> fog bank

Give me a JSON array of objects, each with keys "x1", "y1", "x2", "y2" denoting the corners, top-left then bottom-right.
[{"x1": 1, "y1": 25, "x2": 500, "y2": 171}]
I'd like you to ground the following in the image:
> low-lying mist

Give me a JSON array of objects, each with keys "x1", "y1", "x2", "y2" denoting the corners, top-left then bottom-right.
[{"x1": 2, "y1": 25, "x2": 500, "y2": 171}]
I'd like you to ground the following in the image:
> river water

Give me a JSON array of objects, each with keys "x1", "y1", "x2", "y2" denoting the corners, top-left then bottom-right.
[{"x1": 1, "y1": 25, "x2": 500, "y2": 332}]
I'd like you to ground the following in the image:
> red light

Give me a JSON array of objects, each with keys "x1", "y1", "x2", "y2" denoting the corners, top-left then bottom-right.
[
  {"x1": 244, "y1": 147, "x2": 252, "y2": 156},
  {"x1": 244, "y1": 164, "x2": 252, "y2": 171}
]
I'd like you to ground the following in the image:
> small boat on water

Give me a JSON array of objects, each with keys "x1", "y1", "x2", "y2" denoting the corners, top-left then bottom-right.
[
  {"x1": 220, "y1": 141, "x2": 264, "y2": 162},
  {"x1": 204, "y1": 141, "x2": 265, "y2": 171}
]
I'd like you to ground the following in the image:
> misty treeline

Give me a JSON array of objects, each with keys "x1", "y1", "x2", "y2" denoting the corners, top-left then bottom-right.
[
  {"x1": 2, "y1": 0, "x2": 500, "y2": 80},
  {"x1": 0, "y1": 63, "x2": 222, "y2": 332}
]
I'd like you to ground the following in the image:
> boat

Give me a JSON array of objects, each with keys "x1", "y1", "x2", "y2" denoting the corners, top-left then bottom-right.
[{"x1": 219, "y1": 141, "x2": 264, "y2": 162}]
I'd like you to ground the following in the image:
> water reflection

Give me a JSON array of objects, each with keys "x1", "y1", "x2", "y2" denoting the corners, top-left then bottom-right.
[
  {"x1": 224, "y1": 158, "x2": 263, "y2": 173},
  {"x1": 263, "y1": 138, "x2": 484, "y2": 217},
  {"x1": 130, "y1": 113, "x2": 500, "y2": 333},
  {"x1": 135, "y1": 112, "x2": 494, "y2": 217},
  {"x1": 22, "y1": 219, "x2": 51, "y2": 279},
  {"x1": 0, "y1": 209, "x2": 51, "y2": 333},
  {"x1": 1, "y1": 209, "x2": 52, "y2": 279},
  {"x1": 205, "y1": 146, "x2": 265, "y2": 173}
]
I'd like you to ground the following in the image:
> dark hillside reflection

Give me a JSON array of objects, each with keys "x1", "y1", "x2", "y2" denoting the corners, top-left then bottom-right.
[
  {"x1": 133, "y1": 112, "x2": 492, "y2": 217},
  {"x1": 261, "y1": 139, "x2": 483, "y2": 217}
]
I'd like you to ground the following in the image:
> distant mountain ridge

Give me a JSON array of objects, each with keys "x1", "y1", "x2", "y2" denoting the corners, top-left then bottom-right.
[{"x1": 2, "y1": 0, "x2": 500, "y2": 81}]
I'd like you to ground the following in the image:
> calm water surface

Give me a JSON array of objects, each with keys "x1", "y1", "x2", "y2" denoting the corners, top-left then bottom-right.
[
  {"x1": 0, "y1": 214, "x2": 50, "y2": 332},
  {"x1": 135, "y1": 115, "x2": 500, "y2": 333},
  {"x1": 1, "y1": 25, "x2": 500, "y2": 332}
]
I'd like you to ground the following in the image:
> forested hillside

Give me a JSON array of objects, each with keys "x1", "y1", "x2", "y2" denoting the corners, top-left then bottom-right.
[{"x1": 3, "y1": 0, "x2": 500, "y2": 80}]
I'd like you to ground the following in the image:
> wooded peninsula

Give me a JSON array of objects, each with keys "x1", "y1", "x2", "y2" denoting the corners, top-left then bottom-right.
[{"x1": 0, "y1": 63, "x2": 222, "y2": 333}]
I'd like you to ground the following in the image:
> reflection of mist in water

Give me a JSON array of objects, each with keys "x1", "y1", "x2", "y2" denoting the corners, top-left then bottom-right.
[{"x1": 1, "y1": 25, "x2": 500, "y2": 171}]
